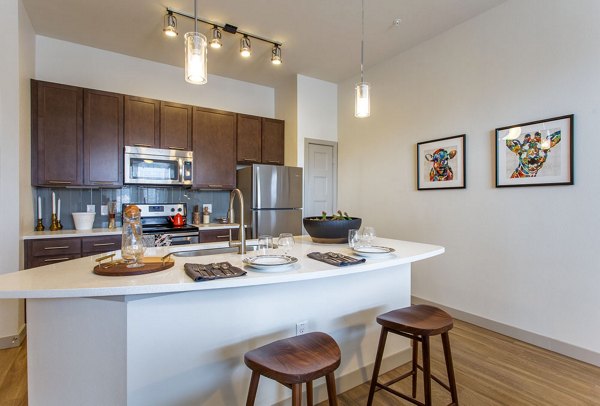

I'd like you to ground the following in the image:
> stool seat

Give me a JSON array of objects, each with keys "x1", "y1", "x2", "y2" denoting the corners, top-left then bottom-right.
[{"x1": 377, "y1": 304, "x2": 453, "y2": 336}]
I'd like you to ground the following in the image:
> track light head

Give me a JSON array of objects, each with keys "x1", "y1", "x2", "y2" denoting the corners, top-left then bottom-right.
[
  {"x1": 240, "y1": 36, "x2": 251, "y2": 58},
  {"x1": 163, "y1": 11, "x2": 178, "y2": 37},
  {"x1": 210, "y1": 26, "x2": 222, "y2": 49},
  {"x1": 271, "y1": 45, "x2": 282, "y2": 65}
]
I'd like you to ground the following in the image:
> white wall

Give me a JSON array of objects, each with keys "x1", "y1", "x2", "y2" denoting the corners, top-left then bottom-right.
[
  {"x1": 35, "y1": 36, "x2": 275, "y2": 117},
  {"x1": 338, "y1": 0, "x2": 600, "y2": 357}
]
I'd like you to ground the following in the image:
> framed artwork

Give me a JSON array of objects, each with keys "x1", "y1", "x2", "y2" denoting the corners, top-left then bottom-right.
[
  {"x1": 417, "y1": 134, "x2": 466, "y2": 190},
  {"x1": 495, "y1": 114, "x2": 573, "y2": 187}
]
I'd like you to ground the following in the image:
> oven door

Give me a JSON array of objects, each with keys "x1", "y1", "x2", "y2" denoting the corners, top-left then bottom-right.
[{"x1": 162, "y1": 232, "x2": 199, "y2": 246}]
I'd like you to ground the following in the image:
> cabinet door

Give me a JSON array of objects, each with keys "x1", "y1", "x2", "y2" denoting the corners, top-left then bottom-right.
[
  {"x1": 192, "y1": 108, "x2": 236, "y2": 189},
  {"x1": 25, "y1": 237, "x2": 81, "y2": 269},
  {"x1": 84, "y1": 89, "x2": 124, "y2": 186},
  {"x1": 237, "y1": 114, "x2": 262, "y2": 164},
  {"x1": 31, "y1": 80, "x2": 83, "y2": 186},
  {"x1": 261, "y1": 118, "x2": 285, "y2": 165},
  {"x1": 160, "y1": 101, "x2": 192, "y2": 151},
  {"x1": 81, "y1": 235, "x2": 122, "y2": 256},
  {"x1": 124, "y1": 96, "x2": 160, "y2": 148},
  {"x1": 198, "y1": 229, "x2": 239, "y2": 243}
]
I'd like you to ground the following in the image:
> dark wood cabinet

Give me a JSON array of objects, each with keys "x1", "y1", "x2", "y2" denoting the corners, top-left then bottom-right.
[
  {"x1": 192, "y1": 107, "x2": 237, "y2": 189},
  {"x1": 261, "y1": 118, "x2": 285, "y2": 165},
  {"x1": 31, "y1": 80, "x2": 83, "y2": 186},
  {"x1": 160, "y1": 101, "x2": 192, "y2": 151},
  {"x1": 124, "y1": 96, "x2": 160, "y2": 148},
  {"x1": 25, "y1": 235, "x2": 121, "y2": 269},
  {"x1": 84, "y1": 89, "x2": 123, "y2": 186},
  {"x1": 237, "y1": 114, "x2": 262, "y2": 164},
  {"x1": 198, "y1": 228, "x2": 239, "y2": 243}
]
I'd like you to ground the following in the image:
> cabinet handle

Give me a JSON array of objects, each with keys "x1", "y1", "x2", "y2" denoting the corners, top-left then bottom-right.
[
  {"x1": 93, "y1": 242, "x2": 116, "y2": 247},
  {"x1": 216, "y1": 235, "x2": 229, "y2": 239},
  {"x1": 208, "y1": 184, "x2": 224, "y2": 188},
  {"x1": 133, "y1": 143, "x2": 152, "y2": 147},
  {"x1": 168, "y1": 146, "x2": 185, "y2": 150},
  {"x1": 47, "y1": 181, "x2": 72, "y2": 184},
  {"x1": 43, "y1": 246, "x2": 70, "y2": 250},
  {"x1": 43, "y1": 257, "x2": 70, "y2": 262},
  {"x1": 91, "y1": 181, "x2": 115, "y2": 185},
  {"x1": 242, "y1": 157, "x2": 257, "y2": 161},
  {"x1": 266, "y1": 160, "x2": 281, "y2": 164}
]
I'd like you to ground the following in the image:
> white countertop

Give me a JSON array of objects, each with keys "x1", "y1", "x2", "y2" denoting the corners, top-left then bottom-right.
[
  {"x1": 21, "y1": 223, "x2": 242, "y2": 240},
  {"x1": 1, "y1": 236, "x2": 444, "y2": 299}
]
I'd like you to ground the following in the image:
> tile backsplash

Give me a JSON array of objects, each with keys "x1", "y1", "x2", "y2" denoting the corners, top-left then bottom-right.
[{"x1": 34, "y1": 186, "x2": 231, "y2": 230}]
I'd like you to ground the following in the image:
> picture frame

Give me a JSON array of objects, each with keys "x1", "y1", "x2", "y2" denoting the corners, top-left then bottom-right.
[
  {"x1": 495, "y1": 114, "x2": 573, "y2": 187},
  {"x1": 417, "y1": 134, "x2": 466, "y2": 190}
]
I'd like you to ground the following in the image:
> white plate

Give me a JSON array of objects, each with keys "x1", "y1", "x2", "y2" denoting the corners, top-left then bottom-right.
[
  {"x1": 352, "y1": 246, "x2": 396, "y2": 257},
  {"x1": 242, "y1": 255, "x2": 298, "y2": 271}
]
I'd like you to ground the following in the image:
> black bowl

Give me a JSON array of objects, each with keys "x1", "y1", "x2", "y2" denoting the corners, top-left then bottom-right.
[{"x1": 303, "y1": 217, "x2": 362, "y2": 244}]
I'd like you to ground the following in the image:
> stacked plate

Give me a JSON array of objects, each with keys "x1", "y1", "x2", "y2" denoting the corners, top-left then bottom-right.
[
  {"x1": 242, "y1": 255, "x2": 298, "y2": 272},
  {"x1": 352, "y1": 246, "x2": 395, "y2": 258}
]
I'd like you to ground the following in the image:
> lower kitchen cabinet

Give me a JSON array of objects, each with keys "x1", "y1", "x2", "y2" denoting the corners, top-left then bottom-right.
[
  {"x1": 198, "y1": 229, "x2": 239, "y2": 243},
  {"x1": 25, "y1": 235, "x2": 121, "y2": 269}
]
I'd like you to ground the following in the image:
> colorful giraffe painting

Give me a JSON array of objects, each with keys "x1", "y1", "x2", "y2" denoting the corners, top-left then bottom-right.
[{"x1": 505, "y1": 130, "x2": 561, "y2": 178}]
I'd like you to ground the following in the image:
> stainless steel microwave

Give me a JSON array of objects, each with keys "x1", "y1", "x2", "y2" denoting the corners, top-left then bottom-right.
[{"x1": 124, "y1": 146, "x2": 193, "y2": 186}]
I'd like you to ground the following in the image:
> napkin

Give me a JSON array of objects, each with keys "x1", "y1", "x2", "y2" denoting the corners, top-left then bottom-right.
[
  {"x1": 307, "y1": 252, "x2": 366, "y2": 267},
  {"x1": 184, "y1": 262, "x2": 246, "y2": 282}
]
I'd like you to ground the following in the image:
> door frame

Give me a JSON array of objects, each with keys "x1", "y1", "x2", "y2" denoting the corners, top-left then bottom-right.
[{"x1": 303, "y1": 138, "x2": 338, "y2": 218}]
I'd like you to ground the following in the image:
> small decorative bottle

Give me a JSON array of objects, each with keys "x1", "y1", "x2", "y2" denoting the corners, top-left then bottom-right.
[{"x1": 202, "y1": 206, "x2": 210, "y2": 224}]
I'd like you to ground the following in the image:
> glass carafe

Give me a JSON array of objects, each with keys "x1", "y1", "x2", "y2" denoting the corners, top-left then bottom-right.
[{"x1": 121, "y1": 205, "x2": 145, "y2": 268}]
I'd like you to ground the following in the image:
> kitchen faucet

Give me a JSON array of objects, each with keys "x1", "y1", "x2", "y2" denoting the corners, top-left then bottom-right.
[{"x1": 227, "y1": 188, "x2": 246, "y2": 254}]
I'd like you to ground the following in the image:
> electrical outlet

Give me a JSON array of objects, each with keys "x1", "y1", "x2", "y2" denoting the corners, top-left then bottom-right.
[
  {"x1": 296, "y1": 321, "x2": 307, "y2": 336},
  {"x1": 87, "y1": 204, "x2": 96, "y2": 213},
  {"x1": 202, "y1": 204, "x2": 212, "y2": 213},
  {"x1": 100, "y1": 205, "x2": 108, "y2": 215}
]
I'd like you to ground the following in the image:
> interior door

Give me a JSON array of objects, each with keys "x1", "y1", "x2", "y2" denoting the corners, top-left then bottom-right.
[{"x1": 304, "y1": 141, "x2": 336, "y2": 217}]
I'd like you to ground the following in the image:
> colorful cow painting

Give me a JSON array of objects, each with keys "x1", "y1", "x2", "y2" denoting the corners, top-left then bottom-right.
[
  {"x1": 425, "y1": 148, "x2": 456, "y2": 181},
  {"x1": 505, "y1": 130, "x2": 561, "y2": 178}
]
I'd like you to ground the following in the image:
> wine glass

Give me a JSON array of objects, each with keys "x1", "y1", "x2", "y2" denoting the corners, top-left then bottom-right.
[
  {"x1": 277, "y1": 233, "x2": 295, "y2": 256},
  {"x1": 361, "y1": 226, "x2": 376, "y2": 247}
]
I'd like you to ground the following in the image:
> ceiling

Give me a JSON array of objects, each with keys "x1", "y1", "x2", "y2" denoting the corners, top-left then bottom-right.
[{"x1": 22, "y1": 0, "x2": 505, "y2": 88}]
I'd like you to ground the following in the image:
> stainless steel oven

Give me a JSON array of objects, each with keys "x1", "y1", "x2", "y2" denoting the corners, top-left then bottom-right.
[
  {"x1": 128, "y1": 203, "x2": 199, "y2": 247},
  {"x1": 124, "y1": 146, "x2": 193, "y2": 186}
]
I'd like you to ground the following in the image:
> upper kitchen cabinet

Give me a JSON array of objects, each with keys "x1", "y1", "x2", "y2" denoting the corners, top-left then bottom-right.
[
  {"x1": 84, "y1": 89, "x2": 123, "y2": 186},
  {"x1": 261, "y1": 118, "x2": 285, "y2": 165},
  {"x1": 192, "y1": 107, "x2": 236, "y2": 190},
  {"x1": 31, "y1": 80, "x2": 83, "y2": 187},
  {"x1": 237, "y1": 114, "x2": 262, "y2": 164},
  {"x1": 124, "y1": 96, "x2": 160, "y2": 148},
  {"x1": 160, "y1": 101, "x2": 192, "y2": 151}
]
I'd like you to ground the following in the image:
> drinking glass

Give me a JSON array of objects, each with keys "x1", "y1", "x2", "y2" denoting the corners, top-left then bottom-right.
[
  {"x1": 348, "y1": 229, "x2": 361, "y2": 249},
  {"x1": 121, "y1": 205, "x2": 145, "y2": 268},
  {"x1": 258, "y1": 235, "x2": 273, "y2": 255},
  {"x1": 277, "y1": 233, "x2": 295, "y2": 255},
  {"x1": 361, "y1": 226, "x2": 376, "y2": 247}
]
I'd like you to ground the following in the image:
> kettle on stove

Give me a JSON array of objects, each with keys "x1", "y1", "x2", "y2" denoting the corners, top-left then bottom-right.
[{"x1": 168, "y1": 213, "x2": 185, "y2": 227}]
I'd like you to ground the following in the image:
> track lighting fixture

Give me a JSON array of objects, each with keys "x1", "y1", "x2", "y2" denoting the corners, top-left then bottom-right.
[
  {"x1": 355, "y1": 0, "x2": 370, "y2": 118},
  {"x1": 271, "y1": 44, "x2": 282, "y2": 65},
  {"x1": 209, "y1": 26, "x2": 222, "y2": 49},
  {"x1": 163, "y1": 6, "x2": 282, "y2": 78},
  {"x1": 240, "y1": 35, "x2": 251, "y2": 58},
  {"x1": 163, "y1": 10, "x2": 178, "y2": 37},
  {"x1": 184, "y1": 0, "x2": 208, "y2": 85}
]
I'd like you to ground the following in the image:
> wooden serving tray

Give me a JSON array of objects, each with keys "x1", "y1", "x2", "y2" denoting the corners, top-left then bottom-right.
[{"x1": 93, "y1": 256, "x2": 175, "y2": 276}]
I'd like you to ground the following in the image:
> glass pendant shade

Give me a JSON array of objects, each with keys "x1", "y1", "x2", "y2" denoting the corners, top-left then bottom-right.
[
  {"x1": 163, "y1": 13, "x2": 178, "y2": 37},
  {"x1": 184, "y1": 32, "x2": 208, "y2": 84},
  {"x1": 355, "y1": 82, "x2": 370, "y2": 118},
  {"x1": 271, "y1": 45, "x2": 282, "y2": 65},
  {"x1": 209, "y1": 26, "x2": 222, "y2": 49},
  {"x1": 240, "y1": 36, "x2": 251, "y2": 57}
]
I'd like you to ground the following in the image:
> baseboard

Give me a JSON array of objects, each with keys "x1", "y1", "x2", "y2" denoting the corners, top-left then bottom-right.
[
  {"x1": 0, "y1": 323, "x2": 26, "y2": 349},
  {"x1": 411, "y1": 296, "x2": 600, "y2": 368},
  {"x1": 273, "y1": 347, "x2": 411, "y2": 406}
]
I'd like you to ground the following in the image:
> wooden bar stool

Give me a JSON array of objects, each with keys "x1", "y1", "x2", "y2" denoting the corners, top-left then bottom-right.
[
  {"x1": 367, "y1": 304, "x2": 459, "y2": 406},
  {"x1": 244, "y1": 332, "x2": 341, "y2": 406}
]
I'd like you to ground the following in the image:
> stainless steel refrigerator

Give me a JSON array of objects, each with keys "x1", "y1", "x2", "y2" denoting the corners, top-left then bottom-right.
[{"x1": 237, "y1": 164, "x2": 303, "y2": 238}]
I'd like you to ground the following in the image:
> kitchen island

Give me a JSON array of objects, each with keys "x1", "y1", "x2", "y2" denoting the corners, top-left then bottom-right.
[{"x1": 0, "y1": 236, "x2": 443, "y2": 406}]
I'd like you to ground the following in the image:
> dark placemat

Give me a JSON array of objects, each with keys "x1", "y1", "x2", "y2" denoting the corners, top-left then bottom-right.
[
  {"x1": 184, "y1": 262, "x2": 246, "y2": 282},
  {"x1": 307, "y1": 252, "x2": 366, "y2": 267}
]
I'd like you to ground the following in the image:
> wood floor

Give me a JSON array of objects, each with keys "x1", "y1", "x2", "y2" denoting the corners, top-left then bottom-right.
[{"x1": 1, "y1": 320, "x2": 599, "y2": 405}]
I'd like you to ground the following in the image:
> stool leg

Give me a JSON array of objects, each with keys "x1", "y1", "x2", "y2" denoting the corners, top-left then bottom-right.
[
  {"x1": 245, "y1": 371, "x2": 260, "y2": 406},
  {"x1": 291, "y1": 383, "x2": 302, "y2": 406},
  {"x1": 367, "y1": 327, "x2": 389, "y2": 406},
  {"x1": 412, "y1": 338, "x2": 419, "y2": 398},
  {"x1": 422, "y1": 336, "x2": 432, "y2": 406},
  {"x1": 307, "y1": 380, "x2": 313, "y2": 406},
  {"x1": 325, "y1": 372, "x2": 338, "y2": 406},
  {"x1": 442, "y1": 332, "x2": 459, "y2": 405}
]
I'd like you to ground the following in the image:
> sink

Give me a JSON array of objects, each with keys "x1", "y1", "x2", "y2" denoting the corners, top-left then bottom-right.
[{"x1": 171, "y1": 245, "x2": 259, "y2": 257}]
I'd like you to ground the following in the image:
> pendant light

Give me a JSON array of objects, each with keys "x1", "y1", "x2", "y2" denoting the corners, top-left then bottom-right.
[
  {"x1": 355, "y1": 0, "x2": 370, "y2": 118},
  {"x1": 184, "y1": 0, "x2": 208, "y2": 84}
]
